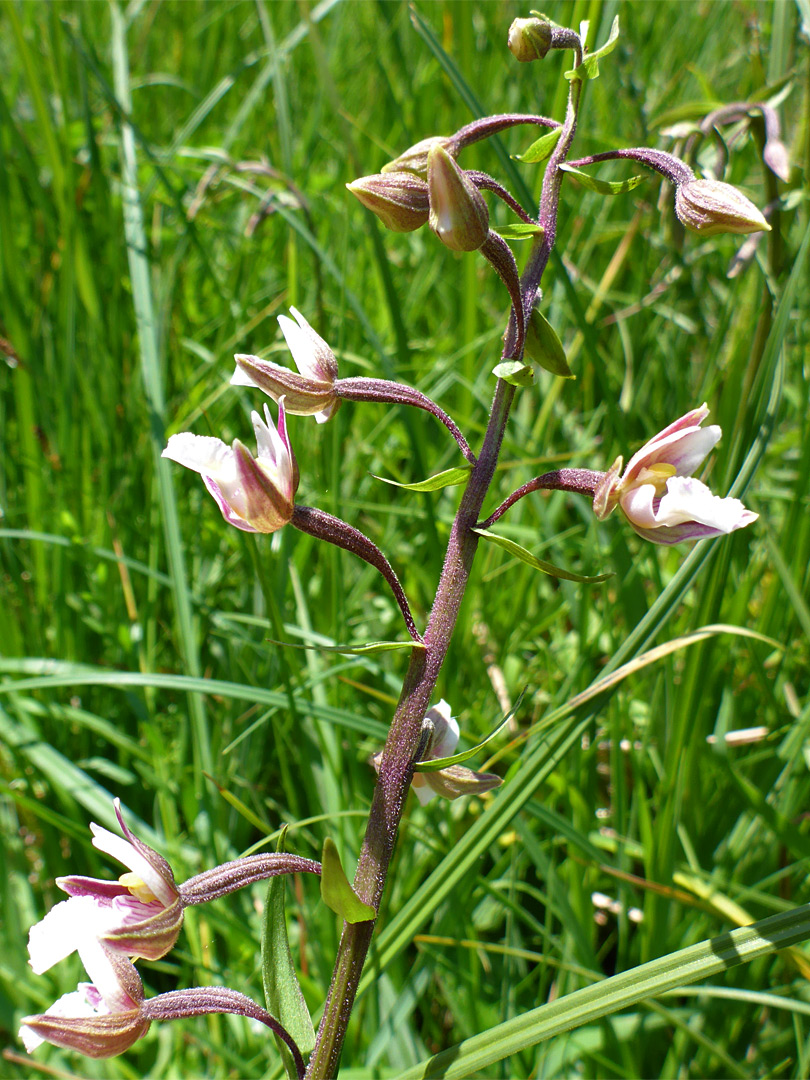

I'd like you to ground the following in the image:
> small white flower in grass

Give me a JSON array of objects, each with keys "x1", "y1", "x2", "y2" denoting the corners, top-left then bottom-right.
[
  {"x1": 232, "y1": 308, "x2": 340, "y2": 423},
  {"x1": 163, "y1": 399, "x2": 298, "y2": 533},
  {"x1": 593, "y1": 404, "x2": 757, "y2": 545}
]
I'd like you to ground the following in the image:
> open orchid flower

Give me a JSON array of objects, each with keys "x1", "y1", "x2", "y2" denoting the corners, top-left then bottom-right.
[
  {"x1": 232, "y1": 308, "x2": 340, "y2": 424},
  {"x1": 593, "y1": 404, "x2": 758, "y2": 544},
  {"x1": 21, "y1": 938, "x2": 149, "y2": 1058},
  {"x1": 27, "y1": 800, "x2": 183, "y2": 971},
  {"x1": 162, "y1": 399, "x2": 298, "y2": 533}
]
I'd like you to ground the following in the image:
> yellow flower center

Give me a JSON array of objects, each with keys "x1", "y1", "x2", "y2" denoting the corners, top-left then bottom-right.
[
  {"x1": 119, "y1": 872, "x2": 158, "y2": 904},
  {"x1": 630, "y1": 462, "x2": 676, "y2": 495}
]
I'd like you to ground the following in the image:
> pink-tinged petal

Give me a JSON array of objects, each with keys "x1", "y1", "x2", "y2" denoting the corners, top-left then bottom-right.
[
  {"x1": 412, "y1": 775, "x2": 438, "y2": 805},
  {"x1": 90, "y1": 825, "x2": 177, "y2": 909},
  {"x1": 28, "y1": 896, "x2": 119, "y2": 975},
  {"x1": 618, "y1": 484, "x2": 659, "y2": 530},
  {"x1": 201, "y1": 476, "x2": 259, "y2": 532},
  {"x1": 622, "y1": 404, "x2": 710, "y2": 479},
  {"x1": 233, "y1": 441, "x2": 292, "y2": 533},
  {"x1": 58, "y1": 875, "x2": 130, "y2": 900},
  {"x1": 653, "y1": 425, "x2": 721, "y2": 477},
  {"x1": 77, "y1": 939, "x2": 141, "y2": 1013},
  {"x1": 20, "y1": 988, "x2": 106, "y2": 1052},
  {"x1": 162, "y1": 433, "x2": 236, "y2": 482}
]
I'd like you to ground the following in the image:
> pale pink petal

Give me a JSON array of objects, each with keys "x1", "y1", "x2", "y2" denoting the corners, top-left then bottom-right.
[
  {"x1": 90, "y1": 826, "x2": 176, "y2": 908},
  {"x1": 201, "y1": 476, "x2": 257, "y2": 531},
  {"x1": 619, "y1": 484, "x2": 660, "y2": 530},
  {"x1": 76, "y1": 938, "x2": 134, "y2": 1013},
  {"x1": 623, "y1": 404, "x2": 710, "y2": 478}
]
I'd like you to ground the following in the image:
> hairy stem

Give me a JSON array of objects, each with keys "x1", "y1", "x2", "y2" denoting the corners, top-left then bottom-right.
[
  {"x1": 477, "y1": 468, "x2": 604, "y2": 529},
  {"x1": 291, "y1": 505, "x2": 423, "y2": 643},
  {"x1": 337, "y1": 377, "x2": 476, "y2": 464}
]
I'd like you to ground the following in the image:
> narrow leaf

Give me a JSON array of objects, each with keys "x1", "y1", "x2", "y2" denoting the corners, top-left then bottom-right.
[
  {"x1": 559, "y1": 163, "x2": 646, "y2": 195},
  {"x1": 512, "y1": 127, "x2": 563, "y2": 164},
  {"x1": 473, "y1": 529, "x2": 612, "y2": 583},
  {"x1": 262, "y1": 828, "x2": 315, "y2": 1077},
  {"x1": 320, "y1": 838, "x2": 375, "y2": 924},
  {"x1": 414, "y1": 689, "x2": 526, "y2": 772},
  {"x1": 372, "y1": 465, "x2": 471, "y2": 492},
  {"x1": 267, "y1": 638, "x2": 424, "y2": 655},
  {"x1": 492, "y1": 222, "x2": 546, "y2": 240},
  {"x1": 492, "y1": 361, "x2": 535, "y2": 387}
]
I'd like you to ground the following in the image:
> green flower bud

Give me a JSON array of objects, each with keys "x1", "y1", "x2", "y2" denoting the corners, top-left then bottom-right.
[
  {"x1": 346, "y1": 172, "x2": 429, "y2": 232},
  {"x1": 427, "y1": 145, "x2": 489, "y2": 252},
  {"x1": 674, "y1": 179, "x2": 770, "y2": 236},
  {"x1": 507, "y1": 17, "x2": 552, "y2": 62}
]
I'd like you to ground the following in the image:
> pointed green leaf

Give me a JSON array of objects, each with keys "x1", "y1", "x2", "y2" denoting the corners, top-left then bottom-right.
[
  {"x1": 559, "y1": 163, "x2": 646, "y2": 195},
  {"x1": 524, "y1": 309, "x2": 574, "y2": 378},
  {"x1": 320, "y1": 838, "x2": 375, "y2": 923},
  {"x1": 414, "y1": 689, "x2": 526, "y2": 772},
  {"x1": 473, "y1": 529, "x2": 612, "y2": 583},
  {"x1": 492, "y1": 361, "x2": 535, "y2": 387},
  {"x1": 492, "y1": 222, "x2": 546, "y2": 241},
  {"x1": 372, "y1": 465, "x2": 471, "y2": 492},
  {"x1": 513, "y1": 127, "x2": 563, "y2": 165},
  {"x1": 262, "y1": 828, "x2": 315, "y2": 1077},
  {"x1": 267, "y1": 638, "x2": 425, "y2": 655}
]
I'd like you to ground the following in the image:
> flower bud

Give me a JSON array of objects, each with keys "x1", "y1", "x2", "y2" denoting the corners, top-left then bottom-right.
[
  {"x1": 427, "y1": 145, "x2": 489, "y2": 252},
  {"x1": 346, "y1": 172, "x2": 429, "y2": 232},
  {"x1": 674, "y1": 179, "x2": 770, "y2": 236},
  {"x1": 507, "y1": 17, "x2": 552, "y2": 62},
  {"x1": 381, "y1": 135, "x2": 454, "y2": 179}
]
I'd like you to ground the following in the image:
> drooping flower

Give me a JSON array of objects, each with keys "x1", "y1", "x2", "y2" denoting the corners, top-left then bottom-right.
[
  {"x1": 162, "y1": 399, "x2": 298, "y2": 533},
  {"x1": 374, "y1": 701, "x2": 502, "y2": 804},
  {"x1": 232, "y1": 308, "x2": 340, "y2": 423},
  {"x1": 21, "y1": 938, "x2": 149, "y2": 1058},
  {"x1": 593, "y1": 404, "x2": 758, "y2": 544},
  {"x1": 27, "y1": 800, "x2": 183, "y2": 971}
]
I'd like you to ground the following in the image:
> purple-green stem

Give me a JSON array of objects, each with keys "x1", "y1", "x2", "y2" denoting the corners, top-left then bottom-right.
[
  {"x1": 304, "y1": 29, "x2": 584, "y2": 1079},
  {"x1": 477, "y1": 468, "x2": 605, "y2": 530}
]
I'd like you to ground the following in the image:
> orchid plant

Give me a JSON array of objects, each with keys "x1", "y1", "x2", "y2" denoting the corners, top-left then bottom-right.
[{"x1": 22, "y1": 13, "x2": 777, "y2": 1077}]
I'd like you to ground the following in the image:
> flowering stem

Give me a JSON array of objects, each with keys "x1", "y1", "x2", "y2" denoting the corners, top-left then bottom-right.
[
  {"x1": 337, "y1": 377, "x2": 476, "y2": 464},
  {"x1": 305, "y1": 26, "x2": 587, "y2": 1080},
  {"x1": 477, "y1": 468, "x2": 604, "y2": 529},
  {"x1": 291, "y1": 505, "x2": 423, "y2": 643}
]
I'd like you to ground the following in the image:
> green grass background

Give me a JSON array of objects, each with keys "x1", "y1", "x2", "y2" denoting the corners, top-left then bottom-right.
[{"x1": 1, "y1": 0, "x2": 809, "y2": 1076}]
